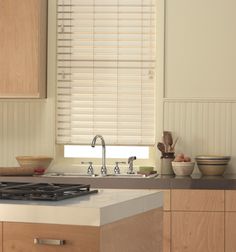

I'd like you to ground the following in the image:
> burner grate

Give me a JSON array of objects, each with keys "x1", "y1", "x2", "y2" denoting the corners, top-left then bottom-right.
[{"x1": 0, "y1": 183, "x2": 98, "y2": 201}]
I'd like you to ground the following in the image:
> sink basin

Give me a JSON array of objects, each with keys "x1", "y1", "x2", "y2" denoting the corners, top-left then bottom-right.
[
  {"x1": 103, "y1": 173, "x2": 158, "y2": 178},
  {"x1": 43, "y1": 172, "x2": 158, "y2": 178},
  {"x1": 43, "y1": 172, "x2": 98, "y2": 177}
]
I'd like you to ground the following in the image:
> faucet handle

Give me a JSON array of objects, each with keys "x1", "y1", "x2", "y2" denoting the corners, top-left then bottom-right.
[
  {"x1": 114, "y1": 161, "x2": 126, "y2": 174},
  {"x1": 127, "y1": 156, "x2": 137, "y2": 174},
  {"x1": 81, "y1": 161, "x2": 94, "y2": 175}
]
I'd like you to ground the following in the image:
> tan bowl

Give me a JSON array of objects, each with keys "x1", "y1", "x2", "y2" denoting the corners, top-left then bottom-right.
[
  {"x1": 172, "y1": 162, "x2": 195, "y2": 176},
  {"x1": 16, "y1": 156, "x2": 53, "y2": 170},
  {"x1": 197, "y1": 164, "x2": 227, "y2": 176},
  {"x1": 196, "y1": 160, "x2": 229, "y2": 165},
  {"x1": 195, "y1": 155, "x2": 231, "y2": 161}
]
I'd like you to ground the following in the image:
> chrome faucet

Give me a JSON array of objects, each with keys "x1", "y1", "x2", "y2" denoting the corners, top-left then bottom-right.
[
  {"x1": 127, "y1": 156, "x2": 136, "y2": 174},
  {"x1": 91, "y1": 135, "x2": 107, "y2": 175}
]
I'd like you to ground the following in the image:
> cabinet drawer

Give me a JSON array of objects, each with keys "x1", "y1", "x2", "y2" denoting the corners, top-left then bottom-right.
[
  {"x1": 171, "y1": 189, "x2": 224, "y2": 211},
  {"x1": 3, "y1": 222, "x2": 99, "y2": 252},
  {"x1": 225, "y1": 190, "x2": 236, "y2": 211}
]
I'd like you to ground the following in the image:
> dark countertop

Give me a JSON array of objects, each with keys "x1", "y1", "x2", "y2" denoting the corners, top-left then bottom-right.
[{"x1": 1, "y1": 174, "x2": 236, "y2": 189}]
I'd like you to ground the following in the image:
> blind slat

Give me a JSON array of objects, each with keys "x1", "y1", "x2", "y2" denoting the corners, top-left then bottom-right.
[{"x1": 56, "y1": 0, "x2": 156, "y2": 145}]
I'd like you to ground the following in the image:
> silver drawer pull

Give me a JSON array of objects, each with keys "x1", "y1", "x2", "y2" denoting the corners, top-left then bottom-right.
[{"x1": 34, "y1": 238, "x2": 65, "y2": 246}]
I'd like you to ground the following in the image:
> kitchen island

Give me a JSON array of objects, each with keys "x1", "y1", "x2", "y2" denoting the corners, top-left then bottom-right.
[{"x1": 0, "y1": 189, "x2": 163, "y2": 252}]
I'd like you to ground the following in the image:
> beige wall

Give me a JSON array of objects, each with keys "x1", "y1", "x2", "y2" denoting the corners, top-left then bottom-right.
[
  {"x1": 0, "y1": 0, "x2": 236, "y2": 174},
  {"x1": 163, "y1": 0, "x2": 236, "y2": 173}
]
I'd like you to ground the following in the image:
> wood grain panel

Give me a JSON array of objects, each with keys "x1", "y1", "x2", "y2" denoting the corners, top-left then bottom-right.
[
  {"x1": 163, "y1": 212, "x2": 171, "y2": 252},
  {"x1": 3, "y1": 222, "x2": 100, "y2": 252},
  {"x1": 225, "y1": 190, "x2": 236, "y2": 211},
  {"x1": 225, "y1": 212, "x2": 236, "y2": 252},
  {"x1": 101, "y1": 208, "x2": 163, "y2": 252},
  {"x1": 162, "y1": 190, "x2": 171, "y2": 210},
  {"x1": 171, "y1": 189, "x2": 224, "y2": 211},
  {"x1": 0, "y1": 0, "x2": 47, "y2": 98},
  {"x1": 172, "y1": 212, "x2": 224, "y2": 252},
  {"x1": 3, "y1": 209, "x2": 163, "y2": 252},
  {"x1": 0, "y1": 222, "x2": 2, "y2": 252}
]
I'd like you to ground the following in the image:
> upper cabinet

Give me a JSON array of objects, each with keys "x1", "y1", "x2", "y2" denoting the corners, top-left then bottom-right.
[{"x1": 0, "y1": 0, "x2": 47, "y2": 98}]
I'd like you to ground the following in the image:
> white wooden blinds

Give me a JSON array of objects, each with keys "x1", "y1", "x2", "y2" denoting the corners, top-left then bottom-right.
[{"x1": 56, "y1": 0, "x2": 156, "y2": 145}]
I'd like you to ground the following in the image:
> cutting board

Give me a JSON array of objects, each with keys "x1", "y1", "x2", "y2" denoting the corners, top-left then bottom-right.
[{"x1": 0, "y1": 167, "x2": 35, "y2": 176}]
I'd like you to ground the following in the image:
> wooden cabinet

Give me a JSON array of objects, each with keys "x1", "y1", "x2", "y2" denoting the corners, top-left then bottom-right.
[
  {"x1": 0, "y1": 222, "x2": 2, "y2": 252},
  {"x1": 225, "y1": 212, "x2": 236, "y2": 252},
  {"x1": 171, "y1": 189, "x2": 224, "y2": 211},
  {"x1": 172, "y1": 212, "x2": 224, "y2": 252},
  {"x1": 162, "y1": 190, "x2": 171, "y2": 252},
  {"x1": 0, "y1": 0, "x2": 47, "y2": 98},
  {"x1": 3, "y1": 222, "x2": 100, "y2": 252},
  {"x1": 2, "y1": 208, "x2": 162, "y2": 252},
  {"x1": 225, "y1": 190, "x2": 236, "y2": 252},
  {"x1": 162, "y1": 189, "x2": 226, "y2": 252}
]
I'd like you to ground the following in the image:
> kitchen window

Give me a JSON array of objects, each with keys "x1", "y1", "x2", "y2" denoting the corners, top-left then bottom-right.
[{"x1": 56, "y1": 0, "x2": 156, "y2": 147}]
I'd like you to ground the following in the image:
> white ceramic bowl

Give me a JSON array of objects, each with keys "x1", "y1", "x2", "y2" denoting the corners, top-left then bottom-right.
[
  {"x1": 171, "y1": 162, "x2": 195, "y2": 176},
  {"x1": 16, "y1": 156, "x2": 53, "y2": 170}
]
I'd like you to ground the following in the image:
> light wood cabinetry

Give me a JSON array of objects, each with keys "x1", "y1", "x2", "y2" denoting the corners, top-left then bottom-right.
[
  {"x1": 2, "y1": 209, "x2": 162, "y2": 252},
  {"x1": 162, "y1": 189, "x2": 227, "y2": 252},
  {"x1": 171, "y1": 189, "x2": 224, "y2": 211},
  {"x1": 225, "y1": 212, "x2": 236, "y2": 252},
  {"x1": 225, "y1": 190, "x2": 236, "y2": 252},
  {"x1": 172, "y1": 212, "x2": 224, "y2": 252},
  {"x1": 225, "y1": 190, "x2": 236, "y2": 211},
  {"x1": 0, "y1": 0, "x2": 47, "y2": 98},
  {"x1": 3, "y1": 222, "x2": 99, "y2": 252},
  {"x1": 162, "y1": 190, "x2": 171, "y2": 252},
  {"x1": 0, "y1": 222, "x2": 2, "y2": 252}
]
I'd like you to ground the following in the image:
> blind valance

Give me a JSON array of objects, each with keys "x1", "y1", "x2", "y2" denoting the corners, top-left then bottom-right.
[{"x1": 56, "y1": 0, "x2": 156, "y2": 145}]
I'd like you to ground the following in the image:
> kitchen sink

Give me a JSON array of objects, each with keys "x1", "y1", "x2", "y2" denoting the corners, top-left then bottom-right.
[
  {"x1": 43, "y1": 172, "x2": 98, "y2": 177},
  {"x1": 43, "y1": 172, "x2": 158, "y2": 178},
  {"x1": 104, "y1": 173, "x2": 158, "y2": 178}
]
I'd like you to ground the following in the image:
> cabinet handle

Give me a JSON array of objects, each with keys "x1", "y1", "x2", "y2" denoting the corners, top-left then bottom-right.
[{"x1": 34, "y1": 238, "x2": 65, "y2": 246}]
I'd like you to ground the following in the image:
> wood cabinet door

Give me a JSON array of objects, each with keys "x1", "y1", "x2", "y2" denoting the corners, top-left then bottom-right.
[
  {"x1": 0, "y1": 0, "x2": 47, "y2": 98},
  {"x1": 225, "y1": 212, "x2": 236, "y2": 252},
  {"x1": 3, "y1": 222, "x2": 99, "y2": 252},
  {"x1": 172, "y1": 212, "x2": 224, "y2": 252}
]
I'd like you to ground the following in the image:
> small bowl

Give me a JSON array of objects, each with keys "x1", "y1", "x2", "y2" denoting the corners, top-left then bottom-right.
[
  {"x1": 16, "y1": 156, "x2": 53, "y2": 174},
  {"x1": 171, "y1": 162, "x2": 195, "y2": 176}
]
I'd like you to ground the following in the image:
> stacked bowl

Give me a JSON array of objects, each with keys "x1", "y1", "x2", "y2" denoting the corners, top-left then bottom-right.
[{"x1": 195, "y1": 155, "x2": 231, "y2": 176}]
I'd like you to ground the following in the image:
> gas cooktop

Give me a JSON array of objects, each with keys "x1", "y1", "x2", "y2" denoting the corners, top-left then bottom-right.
[{"x1": 0, "y1": 182, "x2": 98, "y2": 201}]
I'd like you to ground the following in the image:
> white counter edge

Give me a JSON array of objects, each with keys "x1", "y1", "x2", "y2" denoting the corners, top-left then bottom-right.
[{"x1": 0, "y1": 190, "x2": 163, "y2": 226}]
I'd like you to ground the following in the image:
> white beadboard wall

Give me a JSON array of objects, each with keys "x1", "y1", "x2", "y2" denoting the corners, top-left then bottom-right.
[
  {"x1": 0, "y1": 100, "x2": 55, "y2": 167},
  {"x1": 163, "y1": 100, "x2": 236, "y2": 173}
]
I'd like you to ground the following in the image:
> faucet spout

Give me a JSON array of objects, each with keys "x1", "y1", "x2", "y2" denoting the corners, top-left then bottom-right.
[
  {"x1": 91, "y1": 135, "x2": 107, "y2": 175},
  {"x1": 127, "y1": 156, "x2": 137, "y2": 174}
]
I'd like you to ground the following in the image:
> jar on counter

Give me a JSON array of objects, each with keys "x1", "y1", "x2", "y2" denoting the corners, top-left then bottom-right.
[{"x1": 160, "y1": 152, "x2": 175, "y2": 175}]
